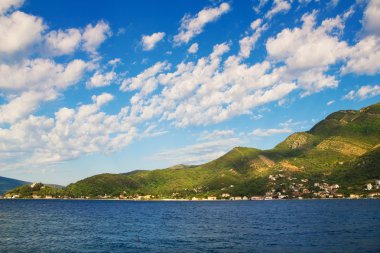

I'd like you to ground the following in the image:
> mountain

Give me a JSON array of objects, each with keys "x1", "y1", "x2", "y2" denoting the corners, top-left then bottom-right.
[
  {"x1": 0, "y1": 176, "x2": 30, "y2": 195},
  {"x1": 6, "y1": 102, "x2": 380, "y2": 199}
]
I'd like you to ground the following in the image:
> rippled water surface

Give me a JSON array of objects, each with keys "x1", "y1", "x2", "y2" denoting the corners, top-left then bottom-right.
[{"x1": 1, "y1": 199, "x2": 380, "y2": 252}]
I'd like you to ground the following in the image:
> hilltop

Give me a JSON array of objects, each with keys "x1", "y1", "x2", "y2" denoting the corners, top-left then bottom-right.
[{"x1": 5, "y1": 102, "x2": 380, "y2": 200}]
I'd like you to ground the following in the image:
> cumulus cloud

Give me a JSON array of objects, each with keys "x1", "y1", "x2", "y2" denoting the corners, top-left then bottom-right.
[
  {"x1": 82, "y1": 20, "x2": 111, "y2": 54},
  {"x1": 0, "y1": 90, "x2": 56, "y2": 124},
  {"x1": 265, "y1": 4, "x2": 380, "y2": 87},
  {"x1": 0, "y1": 58, "x2": 87, "y2": 91},
  {"x1": 342, "y1": 36, "x2": 380, "y2": 75},
  {"x1": 239, "y1": 18, "x2": 267, "y2": 58},
  {"x1": 363, "y1": 0, "x2": 380, "y2": 35},
  {"x1": 0, "y1": 58, "x2": 87, "y2": 124},
  {"x1": 122, "y1": 43, "x2": 297, "y2": 127},
  {"x1": 174, "y1": 2, "x2": 230, "y2": 45},
  {"x1": 45, "y1": 28, "x2": 82, "y2": 55},
  {"x1": 86, "y1": 70, "x2": 117, "y2": 88},
  {"x1": 119, "y1": 8, "x2": 380, "y2": 130},
  {"x1": 339, "y1": 1, "x2": 380, "y2": 75},
  {"x1": 343, "y1": 85, "x2": 380, "y2": 100},
  {"x1": 120, "y1": 61, "x2": 170, "y2": 95},
  {"x1": 0, "y1": 0, "x2": 24, "y2": 14},
  {"x1": 91, "y1": 92, "x2": 114, "y2": 106},
  {"x1": 188, "y1": 43, "x2": 199, "y2": 53},
  {"x1": 141, "y1": 32, "x2": 165, "y2": 51},
  {"x1": 0, "y1": 1, "x2": 121, "y2": 171},
  {"x1": 265, "y1": 0, "x2": 291, "y2": 19},
  {"x1": 267, "y1": 12, "x2": 348, "y2": 70},
  {"x1": 266, "y1": 12, "x2": 350, "y2": 93},
  {"x1": 0, "y1": 95, "x2": 136, "y2": 169},
  {"x1": 0, "y1": 11, "x2": 45, "y2": 55},
  {"x1": 0, "y1": 1, "x2": 111, "y2": 57}
]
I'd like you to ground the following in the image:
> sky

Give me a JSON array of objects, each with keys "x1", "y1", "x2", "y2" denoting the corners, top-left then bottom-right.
[{"x1": 0, "y1": 0, "x2": 379, "y2": 185}]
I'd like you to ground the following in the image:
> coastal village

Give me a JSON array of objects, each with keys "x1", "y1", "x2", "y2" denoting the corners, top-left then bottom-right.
[{"x1": 2, "y1": 174, "x2": 380, "y2": 200}]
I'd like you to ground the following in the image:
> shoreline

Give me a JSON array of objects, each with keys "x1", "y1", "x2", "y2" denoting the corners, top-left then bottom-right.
[{"x1": 1, "y1": 197, "x2": 379, "y2": 201}]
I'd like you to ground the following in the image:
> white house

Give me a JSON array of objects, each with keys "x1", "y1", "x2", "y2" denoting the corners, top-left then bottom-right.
[{"x1": 221, "y1": 193, "x2": 230, "y2": 198}]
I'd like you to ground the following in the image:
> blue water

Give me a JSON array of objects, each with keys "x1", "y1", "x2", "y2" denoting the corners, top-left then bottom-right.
[{"x1": 0, "y1": 200, "x2": 380, "y2": 253}]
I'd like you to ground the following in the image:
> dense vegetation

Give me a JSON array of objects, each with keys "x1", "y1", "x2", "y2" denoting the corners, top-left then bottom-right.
[
  {"x1": 5, "y1": 102, "x2": 380, "y2": 199},
  {"x1": 3, "y1": 183, "x2": 64, "y2": 198}
]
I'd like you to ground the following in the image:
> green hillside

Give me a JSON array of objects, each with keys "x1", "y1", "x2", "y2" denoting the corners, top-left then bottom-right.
[{"x1": 6, "y1": 102, "x2": 380, "y2": 199}]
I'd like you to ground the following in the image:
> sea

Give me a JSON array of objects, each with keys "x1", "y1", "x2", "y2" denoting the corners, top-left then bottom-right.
[{"x1": 0, "y1": 199, "x2": 380, "y2": 253}]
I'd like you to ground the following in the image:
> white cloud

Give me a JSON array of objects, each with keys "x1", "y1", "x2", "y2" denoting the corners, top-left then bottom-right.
[
  {"x1": 120, "y1": 61, "x2": 170, "y2": 95},
  {"x1": 264, "y1": 8, "x2": 380, "y2": 90},
  {"x1": 343, "y1": 6, "x2": 355, "y2": 20},
  {"x1": 86, "y1": 70, "x2": 117, "y2": 88},
  {"x1": 108, "y1": 58, "x2": 121, "y2": 66},
  {"x1": 123, "y1": 43, "x2": 297, "y2": 127},
  {"x1": 265, "y1": 0, "x2": 291, "y2": 19},
  {"x1": 0, "y1": 2, "x2": 120, "y2": 171},
  {"x1": 45, "y1": 28, "x2": 82, "y2": 55},
  {"x1": 120, "y1": 9, "x2": 380, "y2": 130},
  {"x1": 339, "y1": 0, "x2": 380, "y2": 76},
  {"x1": 363, "y1": 0, "x2": 380, "y2": 35},
  {"x1": 327, "y1": 100, "x2": 335, "y2": 106},
  {"x1": 91, "y1": 92, "x2": 114, "y2": 106},
  {"x1": 0, "y1": 5, "x2": 112, "y2": 57},
  {"x1": 0, "y1": 58, "x2": 87, "y2": 91},
  {"x1": 0, "y1": 58, "x2": 87, "y2": 124},
  {"x1": 82, "y1": 20, "x2": 111, "y2": 54},
  {"x1": 174, "y1": 2, "x2": 230, "y2": 45},
  {"x1": 0, "y1": 90, "x2": 56, "y2": 124},
  {"x1": 0, "y1": 11, "x2": 45, "y2": 55},
  {"x1": 239, "y1": 19, "x2": 266, "y2": 58},
  {"x1": 0, "y1": 97, "x2": 136, "y2": 169},
  {"x1": 188, "y1": 43, "x2": 199, "y2": 53},
  {"x1": 250, "y1": 18, "x2": 263, "y2": 30},
  {"x1": 253, "y1": 0, "x2": 270, "y2": 13},
  {"x1": 0, "y1": 0, "x2": 23, "y2": 14},
  {"x1": 250, "y1": 127, "x2": 292, "y2": 136},
  {"x1": 343, "y1": 85, "x2": 380, "y2": 100},
  {"x1": 342, "y1": 36, "x2": 380, "y2": 75},
  {"x1": 141, "y1": 32, "x2": 165, "y2": 51},
  {"x1": 267, "y1": 12, "x2": 348, "y2": 70},
  {"x1": 266, "y1": 12, "x2": 350, "y2": 93}
]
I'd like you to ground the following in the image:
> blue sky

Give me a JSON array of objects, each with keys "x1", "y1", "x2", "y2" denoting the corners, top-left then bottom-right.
[{"x1": 0, "y1": 0, "x2": 379, "y2": 185}]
